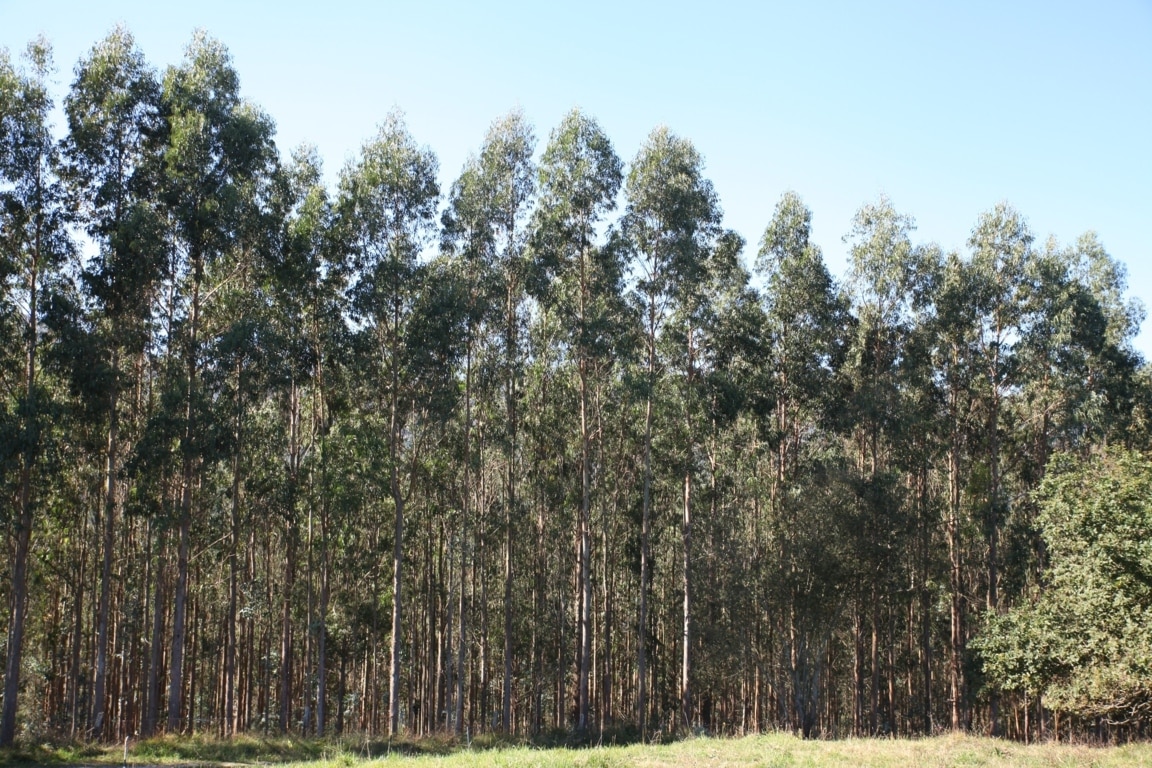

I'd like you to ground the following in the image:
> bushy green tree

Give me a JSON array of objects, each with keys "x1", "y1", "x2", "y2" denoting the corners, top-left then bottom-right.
[{"x1": 978, "y1": 449, "x2": 1152, "y2": 724}]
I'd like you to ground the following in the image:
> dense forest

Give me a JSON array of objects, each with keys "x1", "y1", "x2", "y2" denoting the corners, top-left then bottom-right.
[{"x1": 2, "y1": 28, "x2": 1151, "y2": 747}]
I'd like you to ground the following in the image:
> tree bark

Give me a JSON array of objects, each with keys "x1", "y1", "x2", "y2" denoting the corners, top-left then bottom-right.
[
  {"x1": 577, "y1": 358, "x2": 592, "y2": 733},
  {"x1": 279, "y1": 527, "x2": 296, "y2": 733},
  {"x1": 224, "y1": 359, "x2": 242, "y2": 736},
  {"x1": 168, "y1": 263, "x2": 202, "y2": 734},
  {"x1": 1, "y1": 243, "x2": 40, "y2": 747},
  {"x1": 92, "y1": 362, "x2": 120, "y2": 740}
]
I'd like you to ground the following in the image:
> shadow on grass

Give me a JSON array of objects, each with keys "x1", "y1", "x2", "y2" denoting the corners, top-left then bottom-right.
[
  {"x1": 132, "y1": 734, "x2": 326, "y2": 763},
  {"x1": 0, "y1": 726, "x2": 695, "y2": 766},
  {"x1": 0, "y1": 742, "x2": 105, "y2": 766}
]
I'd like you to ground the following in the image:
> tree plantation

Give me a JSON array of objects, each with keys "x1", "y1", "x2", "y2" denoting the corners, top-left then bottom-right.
[{"x1": 2, "y1": 29, "x2": 1151, "y2": 748}]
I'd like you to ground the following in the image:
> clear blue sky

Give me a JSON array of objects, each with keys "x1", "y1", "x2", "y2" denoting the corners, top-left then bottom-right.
[{"x1": 4, "y1": 0, "x2": 1151, "y2": 357}]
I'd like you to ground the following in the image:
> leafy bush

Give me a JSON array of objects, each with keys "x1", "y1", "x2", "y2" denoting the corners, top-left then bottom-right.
[{"x1": 977, "y1": 449, "x2": 1152, "y2": 722}]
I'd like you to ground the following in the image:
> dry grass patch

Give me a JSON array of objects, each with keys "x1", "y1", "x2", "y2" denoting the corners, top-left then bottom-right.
[
  {"x1": 285, "y1": 734, "x2": 1152, "y2": 768},
  {"x1": 5, "y1": 733, "x2": 1151, "y2": 768}
]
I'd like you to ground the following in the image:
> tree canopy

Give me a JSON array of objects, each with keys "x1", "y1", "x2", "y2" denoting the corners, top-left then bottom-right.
[{"x1": 0, "y1": 29, "x2": 1149, "y2": 748}]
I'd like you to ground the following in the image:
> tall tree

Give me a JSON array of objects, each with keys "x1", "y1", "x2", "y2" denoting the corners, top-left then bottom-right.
[
  {"x1": 60, "y1": 26, "x2": 163, "y2": 739},
  {"x1": 531, "y1": 108, "x2": 623, "y2": 733},
  {"x1": 158, "y1": 31, "x2": 275, "y2": 733},
  {"x1": 339, "y1": 111, "x2": 459, "y2": 735},
  {"x1": 624, "y1": 126, "x2": 723, "y2": 730},
  {"x1": 967, "y1": 203, "x2": 1032, "y2": 623},
  {"x1": 929, "y1": 249, "x2": 979, "y2": 731},
  {"x1": 0, "y1": 38, "x2": 73, "y2": 747},
  {"x1": 443, "y1": 110, "x2": 536, "y2": 733},
  {"x1": 843, "y1": 196, "x2": 926, "y2": 734},
  {"x1": 270, "y1": 145, "x2": 346, "y2": 736},
  {"x1": 754, "y1": 191, "x2": 850, "y2": 736}
]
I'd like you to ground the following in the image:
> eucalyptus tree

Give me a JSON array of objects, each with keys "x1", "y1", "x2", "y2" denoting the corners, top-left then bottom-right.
[
  {"x1": 0, "y1": 39, "x2": 73, "y2": 747},
  {"x1": 440, "y1": 161, "x2": 483, "y2": 733},
  {"x1": 339, "y1": 111, "x2": 461, "y2": 735},
  {"x1": 896, "y1": 258, "x2": 948, "y2": 734},
  {"x1": 659, "y1": 226, "x2": 749, "y2": 729},
  {"x1": 199, "y1": 142, "x2": 291, "y2": 734},
  {"x1": 965, "y1": 205, "x2": 1034, "y2": 737},
  {"x1": 530, "y1": 108, "x2": 623, "y2": 733},
  {"x1": 1062, "y1": 234, "x2": 1146, "y2": 446},
  {"x1": 157, "y1": 31, "x2": 276, "y2": 733},
  {"x1": 680, "y1": 230, "x2": 763, "y2": 726},
  {"x1": 844, "y1": 197, "x2": 924, "y2": 475},
  {"x1": 203, "y1": 235, "x2": 264, "y2": 737},
  {"x1": 842, "y1": 197, "x2": 928, "y2": 733},
  {"x1": 442, "y1": 110, "x2": 535, "y2": 733},
  {"x1": 928, "y1": 249, "x2": 981, "y2": 731},
  {"x1": 848, "y1": 224, "x2": 945, "y2": 734},
  {"x1": 518, "y1": 271, "x2": 570, "y2": 732},
  {"x1": 967, "y1": 203, "x2": 1033, "y2": 626},
  {"x1": 1014, "y1": 233, "x2": 1143, "y2": 475},
  {"x1": 754, "y1": 191, "x2": 851, "y2": 735},
  {"x1": 623, "y1": 126, "x2": 723, "y2": 730},
  {"x1": 60, "y1": 27, "x2": 163, "y2": 738},
  {"x1": 266, "y1": 145, "x2": 346, "y2": 735},
  {"x1": 756, "y1": 192, "x2": 849, "y2": 475}
]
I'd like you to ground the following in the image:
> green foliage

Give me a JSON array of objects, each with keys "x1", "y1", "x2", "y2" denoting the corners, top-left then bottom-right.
[
  {"x1": 4, "y1": 26, "x2": 1152, "y2": 748},
  {"x1": 756, "y1": 191, "x2": 850, "y2": 439},
  {"x1": 978, "y1": 449, "x2": 1152, "y2": 722}
]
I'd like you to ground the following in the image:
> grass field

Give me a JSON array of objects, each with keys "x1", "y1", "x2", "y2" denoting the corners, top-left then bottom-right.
[{"x1": 3, "y1": 733, "x2": 1151, "y2": 768}]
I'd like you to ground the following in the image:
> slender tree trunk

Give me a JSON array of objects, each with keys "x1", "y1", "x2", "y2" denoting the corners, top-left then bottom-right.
[
  {"x1": 918, "y1": 464, "x2": 933, "y2": 734},
  {"x1": 502, "y1": 523, "x2": 513, "y2": 733},
  {"x1": 225, "y1": 360, "x2": 243, "y2": 737},
  {"x1": 279, "y1": 528, "x2": 296, "y2": 733},
  {"x1": 168, "y1": 266, "x2": 202, "y2": 734},
  {"x1": 577, "y1": 359, "x2": 592, "y2": 733},
  {"x1": 638, "y1": 296, "x2": 657, "y2": 738},
  {"x1": 681, "y1": 328, "x2": 695, "y2": 731},
  {"x1": 531, "y1": 456, "x2": 544, "y2": 735},
  {"x1": 1, "y1": 495, "x2": 32, "y2": 746},
  {"x1": 387, "y1": 462, "x2": 404, "y2": 735},
  {"x1": 70, "y1": 538, "x2": 88, "y2": 737},
  {"x1": 479, "y1": 519, "x2": 489, "y2": 732},
  {"x1": 455, "y1": 521, "x2": 466, "y2": 736},
  {"x1": 144, "y1": 528, "x2": 165, "y2": 736},
  {"x1": 315, "y1": 402, "x2": 331, "y2": 737},
  {"x1": 93, "y1": 364, "x2": 120, "y2": 740},
  {"x1": 377, "y1": 266, "x2": 431, "y2": 735},
  {"x1": 1, "y1": 255, "x2": 40, "y2": 747},
  {"x1": 870, "y1": 596, "x2": 879, "y2": 735},
  {"x1": 455, "y1": 338, "x2": 472, "y2": 737},
  {"x1": 502, "y1": 279, "x2": 519, "y2": 735},
  {"x1": 987, "y1": 338, "x2": 1001, "y2": 736},
  {"x1": 681, "y1": 467, "x2": 693, "y2": 730},
  {"x1": 316, "y1": 551, "x2": 328, "y2": 736},
  {"x1": 303, "y1": 501, "x2": 314, "y2": 736},
  {"x1": 166, "y1": 489, "x2": 192, "y2": 735},
  {"x1": 948, "y1": 383, "x2": 966, "y2": 731},
  {"x1": 601, "y1": 526, "x2": 612, "y2": 732}
]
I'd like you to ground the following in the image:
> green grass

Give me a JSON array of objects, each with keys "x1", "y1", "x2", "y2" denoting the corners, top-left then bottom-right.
[
  {"x1": 0, "y1": 741, "x2": 105, "y2": 766},
  {"x1": 3, "y1": 733, "x2": 1152, "y2": 768}
]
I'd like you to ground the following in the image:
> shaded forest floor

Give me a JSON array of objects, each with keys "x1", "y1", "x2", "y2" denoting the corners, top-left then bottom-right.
[{"x1": 3, "y1": 733, "x2": 1152, "y2": 768}]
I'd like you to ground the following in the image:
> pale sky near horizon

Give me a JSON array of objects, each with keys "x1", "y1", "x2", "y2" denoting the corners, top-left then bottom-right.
[{"x1": 3, "y1": 0, "x2": 1151, "y2": 358}]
